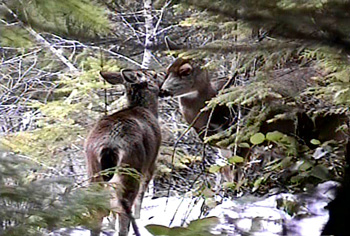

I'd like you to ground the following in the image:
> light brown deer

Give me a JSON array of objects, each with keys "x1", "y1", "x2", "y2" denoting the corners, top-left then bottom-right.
[
  {"x1": 160, "y1": 57, "x2": 235, "y2": 141},
  {"x1": 159, "y1": 55, "x2": 237, "y2": 184},
  {"x1": 85, "y1": 70, "x2": 162, "y2": 236},
  {"x1": 159, "y1": 51, "x2": 348, "y2": 186}
]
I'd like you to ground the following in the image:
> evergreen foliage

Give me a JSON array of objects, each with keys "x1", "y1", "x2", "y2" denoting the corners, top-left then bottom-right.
[
  {"x1": 164, "y1": 0, "x2": 350, "y2": 193},
  {"x1": 1, "y1": 0, "x2": 110, "y2": 44},
  {"x1": 0, "y1": 150, "x2": 110, "y2": 236},
  {"x1": 1, "y1": 0, "x2": 350, "y2": 233}
]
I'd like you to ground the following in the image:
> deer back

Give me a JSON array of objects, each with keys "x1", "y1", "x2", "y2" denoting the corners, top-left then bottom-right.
[{"x1": 85, "y1": 70, "x2": 162, "y2": 182}]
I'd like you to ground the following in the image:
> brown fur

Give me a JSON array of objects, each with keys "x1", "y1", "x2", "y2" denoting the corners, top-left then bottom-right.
[
  {"x1": 85, "y1": 71, "x2": 161, "y2": 236},
  {"x1": 161, "y1": 58, "x2": 235, "y2": 140}
]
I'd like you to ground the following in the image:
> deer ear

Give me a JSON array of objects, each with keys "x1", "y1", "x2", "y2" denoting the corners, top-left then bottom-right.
[
  {"x1": 121, "y1": 70, "x2": 139, "y2": 84},
  {"x1": 100, "y1": 71, "x2": 124, "y2": 85},
  {"x1": 179, "y1": 63, "x2": 192, "y2": 76},
  {"x1": 165, "y1": 36, "x2": 185, "y2": 51},
  {"x1": 100, "y1": 70, "x2": 137, "y2": 85}
]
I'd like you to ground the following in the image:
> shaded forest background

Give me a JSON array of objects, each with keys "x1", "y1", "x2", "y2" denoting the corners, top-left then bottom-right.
[{"x1": 1, "y1": 0, "x2": 350, "y2": 235}]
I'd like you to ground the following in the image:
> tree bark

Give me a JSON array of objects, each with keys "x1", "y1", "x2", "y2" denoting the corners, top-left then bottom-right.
[{"x1": 141, "y1": 0, "x2": 154, "y2": 69}]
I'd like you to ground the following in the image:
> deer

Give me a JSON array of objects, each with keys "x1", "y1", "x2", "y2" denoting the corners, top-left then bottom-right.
[
  {"x1": 159, "y1": 57, "x2": 235, "y2": 140},
  {"x1": 85, "y1": 69, "x2": 162, "y2": 236},
  {"x1": 159, "y1": 56, "x2": 238, "y2": 184},
  {"x1": 159, "y1": 39, "x2": 348, "y2": 186}
]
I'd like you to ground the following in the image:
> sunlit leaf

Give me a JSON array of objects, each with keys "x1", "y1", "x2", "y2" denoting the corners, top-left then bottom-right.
[
  {"x1": 223, "y1": 182, "x2": 235, "y2": 189},
  {"x1": 228, "y1": 155, "x2": 244, "y2": 164},
  {"x1": 266, "y1": 131, "x2": 284, "y2": 141},
  {"x1": 202, "y1": 187, "x2": 215, "y2": 197},
  {"x1": 188, "y1": 216, "x2": 220, "y2": 230},
  {"x1": 252, "y1": 176, "x2": 264, "y2": 192},
  {"x1": 250, "y1": 133, "x2": 265, "y2": 145},
  {"x1": 205, "y1": 197, "x2": 217, "y2": 208},
  {"x1": 238, "y1": 142, "x2": 250, "y2": 148},
  {"x1": 209, "y1": 165, "x2": 221, "y2": 173},
  {"x1": 145, "y1": 224, "x2": 171, "y2": 235},
  {"x1": 310, "y1": 139, "x2": 321, "y2": 145}
]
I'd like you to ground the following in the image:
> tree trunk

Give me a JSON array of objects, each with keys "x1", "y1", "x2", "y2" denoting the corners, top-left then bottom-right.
[{"x1": 142, "y1": 0, "x2": 154, "y2": 69}]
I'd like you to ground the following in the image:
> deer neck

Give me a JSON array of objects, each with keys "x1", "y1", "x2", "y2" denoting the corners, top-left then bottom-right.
[
  {"x1": 129, "y1": 100, "x2": 159, "y2": 118},
  {"x1": 179, "y1": 81, "x2": 217, "y2": 124}
]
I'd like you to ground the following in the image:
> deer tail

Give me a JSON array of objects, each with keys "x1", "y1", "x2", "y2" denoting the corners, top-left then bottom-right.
[{"x1": 100, "y1": 147, "x2": 119, "y2": 182}]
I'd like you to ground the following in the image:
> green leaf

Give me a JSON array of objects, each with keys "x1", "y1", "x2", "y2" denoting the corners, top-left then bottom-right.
[
  {"x1": 310, "y1": 139, "x2": 321, "y2": 145},
  {"x1": 228, "y1": 155, "x2": 244, "y2": 164},
  {"x1": 291, "y1": 175, "x2": 303, "y2": 183},
  {"x1": 250, "y1": 133, "x2": 265, "y2": 145},
  {"x1": 238, "y1": 142, "x2": 250, "y2": 148},
  {"x1": 202, "y1": 188, "x2": 215, "y2": 198},
  {"x1": 266, "y1": 131, "x2": 284, "y2": 141},
  {"x1": 311, "y1": 165, "x2": 330, "y2": 180},
  {"x1": 252, "y1": 176, "x2": 264, "y2": 192},
  {"x1": 223, "y1": 182, "x2": 235, "y2": 189},
  {"x1": 280, "y1": 156, "x2": 293, "y2": 168},
  {"x1": 205, "y1": 197, "x2": 217, "y2": 208},
  {"x1": 168, "y1": 227, "x2": 190, "y2": 236},
  {"x1": 209, "y1": 165, "x2": 221, "y2": 173},
  {"x1": 188, "y1": 216, "x2": 220, "y2": 230},
  {"x1": 298, "y1": 161, "x2": 313, "y2": 172},
  {"x1": 145, "y1": 224, "x2": 171, "y2": 235}
]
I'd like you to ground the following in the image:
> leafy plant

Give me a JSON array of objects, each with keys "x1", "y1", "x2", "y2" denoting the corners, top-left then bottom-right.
[
  {"x1": 145, "y1": 216, "x2": 219, "y2": 236},
  {"x1": 0, "y1": 150, "x2": 110, "y2": 236}
]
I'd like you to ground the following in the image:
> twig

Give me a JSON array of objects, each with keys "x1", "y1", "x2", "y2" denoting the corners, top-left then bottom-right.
[
  {"x1": 169, "y1": 174, "x2": 203, "y2": 226},
  {"x1": 165, "y1": 111, "x2": 203, "y2": 211},
  {"x1": 45, "y1": 34, "x2": 143, "y2": 68},
  {"x1": 153, "y1": 0, "x2": 172, "y2": 35},
  {"x1": 3, "y1": 4, "x2": 79, "y2": 72}
]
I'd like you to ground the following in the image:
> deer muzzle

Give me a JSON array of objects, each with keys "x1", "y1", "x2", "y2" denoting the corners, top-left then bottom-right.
[{"x1": 159, "y1": 89, "x2": 173, "y2": 98}]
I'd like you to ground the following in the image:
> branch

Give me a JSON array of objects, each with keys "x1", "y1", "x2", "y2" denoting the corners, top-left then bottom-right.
[
  {"x1": 3, "y1": 4, "x2": 79, "y2": 73},
  {"x1": 153, "y1": 0, "x2": 172, "y2": 35},
  {"x1": 42, "y1": 34, "x2": 143, "y2": 68}
]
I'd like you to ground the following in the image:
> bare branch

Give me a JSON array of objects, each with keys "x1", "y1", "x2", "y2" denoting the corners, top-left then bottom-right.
[
  {"x1": 3, "y1": 4, "x2": 79, "y2": 73},
  {"x1": 153, "y1": 0, "x2": 172, "y2": 35}
]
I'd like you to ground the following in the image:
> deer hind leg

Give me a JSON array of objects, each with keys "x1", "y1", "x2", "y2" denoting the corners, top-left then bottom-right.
[
  {"x1": 90, "y1": 204, "x2": 109, "y2": 236},
  {"x1": 89, "y1": 175, "x2": 108, "y2": 236},
  {"x1": 109, "y1": 173, "x2": 140, "y2": 236},
  {"x1": 90, "y1": 212, "x2": 105, "y2": 236},
  {"x1": 134, "y1": 173, "x2": 153, "y2": 219},
  {"x1": 117, "y1": 211, "x2": 131, "y2": 236}
]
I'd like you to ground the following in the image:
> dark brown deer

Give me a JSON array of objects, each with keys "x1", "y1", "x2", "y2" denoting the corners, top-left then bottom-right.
[{"x1": 85, "y1": 70, "x2": 162, "y2": 236}]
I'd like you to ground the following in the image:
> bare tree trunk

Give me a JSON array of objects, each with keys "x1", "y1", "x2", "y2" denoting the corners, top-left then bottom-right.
[{"x1": 142, "y1": 0, "x2": 154, "y2": 69}]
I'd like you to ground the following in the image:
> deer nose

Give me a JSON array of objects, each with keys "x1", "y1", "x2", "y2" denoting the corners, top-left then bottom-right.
[{"x1": 159, "y1": 89, "x2": 173, "y2": 97}]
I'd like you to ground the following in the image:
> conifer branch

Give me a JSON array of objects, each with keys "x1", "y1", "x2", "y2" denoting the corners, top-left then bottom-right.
[{"x1": 3, "y1": 4, "x2": 79, "y2": 73}]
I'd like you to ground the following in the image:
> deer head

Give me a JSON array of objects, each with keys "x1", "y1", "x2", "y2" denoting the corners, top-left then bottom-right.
[
  {"x1": 100, "y1": 70, "x2": 160, "y2": 116},
  {"x1": 160, "y1": 58, "x2": 211, "y2": 98}
]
